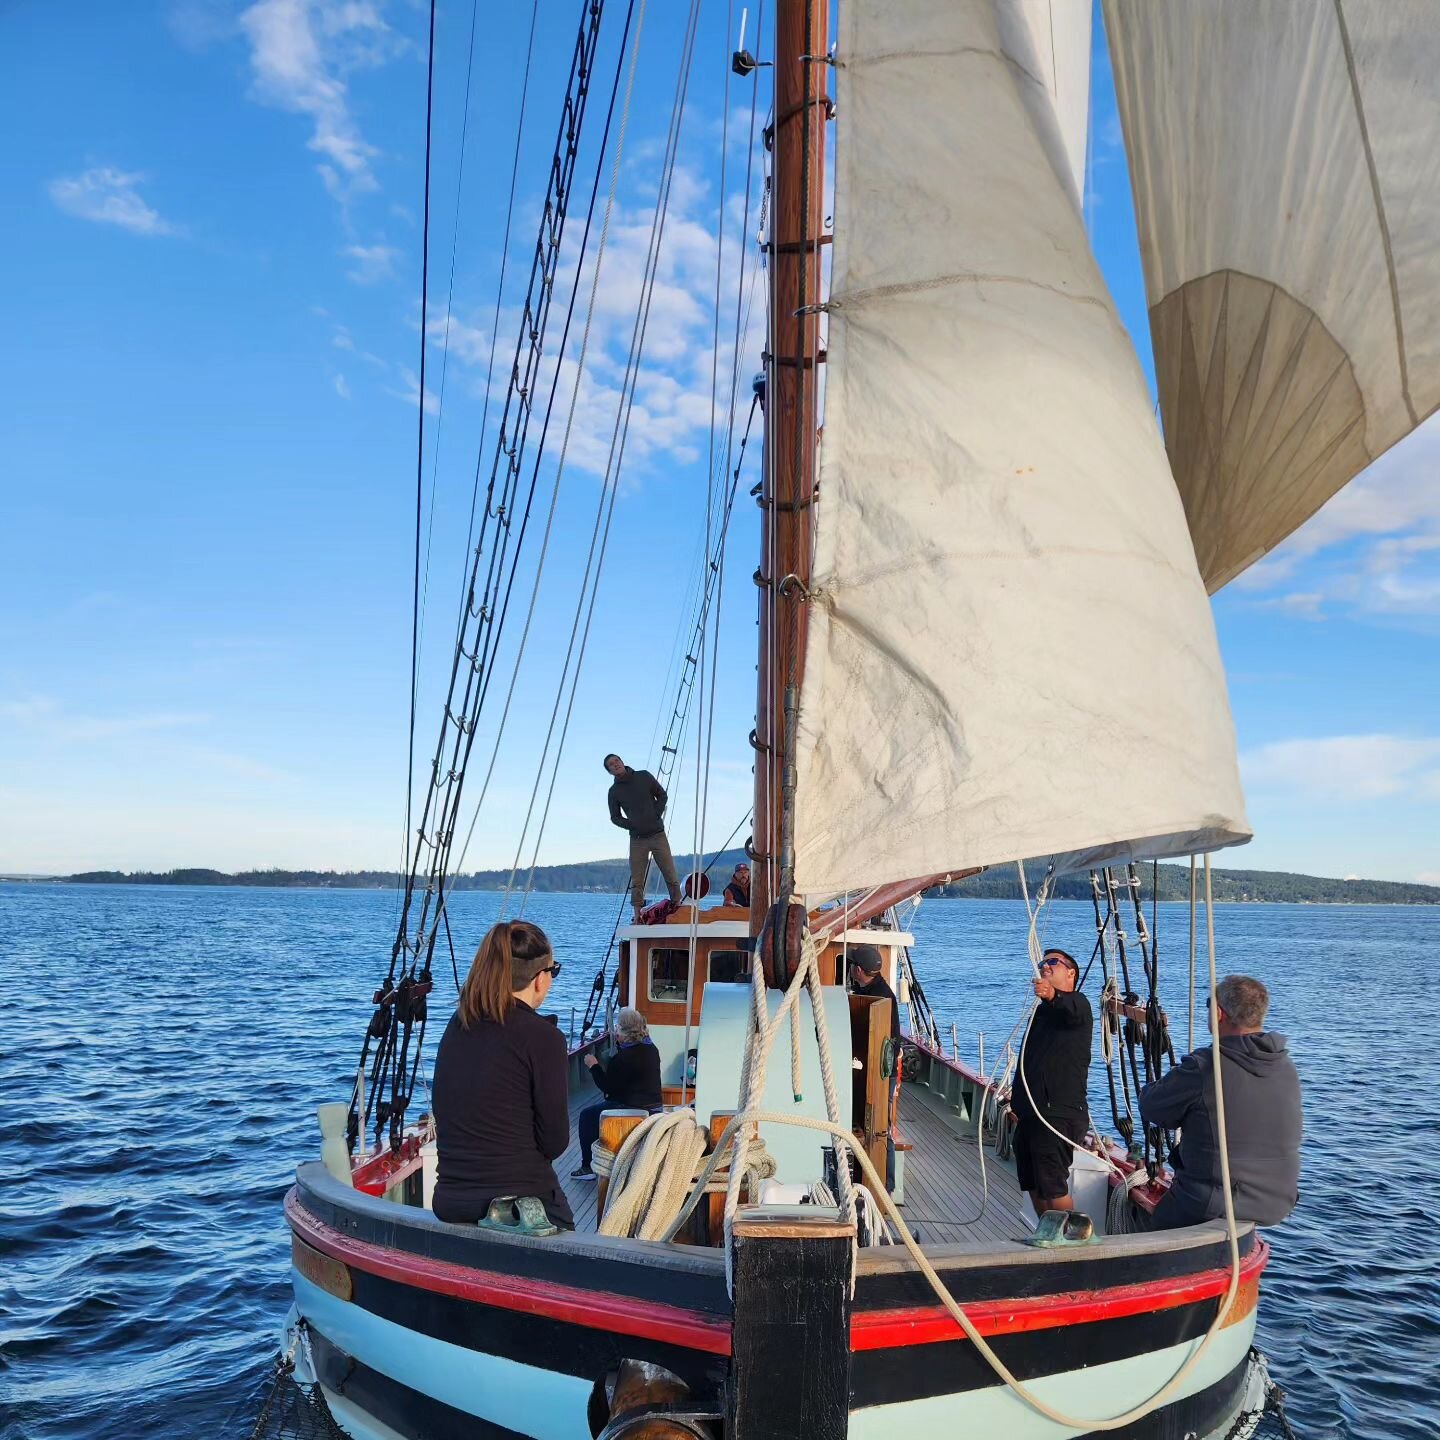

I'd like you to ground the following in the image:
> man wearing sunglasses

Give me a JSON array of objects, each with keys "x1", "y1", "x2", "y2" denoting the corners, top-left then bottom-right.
[{"x1": 1011, "y1": 948, "x2": 1093, "y2": 1220}]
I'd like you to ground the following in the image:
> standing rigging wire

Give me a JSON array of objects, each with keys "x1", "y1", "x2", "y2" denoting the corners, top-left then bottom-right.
[
  {"x1": 577, "y1": 387, "x2": 766, "y2": 1044},
  {"x1": 502, "y1": 0, "x2": 708, "y2": 913},
  {"x1": 402, "y1": 0, "x2": 439, "y2": 890},
  {"x1": 386, "y1": 0, "x2": 627, "y2": 985},
  {"x1": 413, "y1": 0, "x2": 541, "y2": 732},
  {"x1": 438, "y1": 0, "x2": 652, "y2": 903},
  {"x1": 680, "y1": 0, "x2": 739, "y2": 1105},
  {"x1": 353, "y1": 0, "x2": 631, "y2": 1153}
]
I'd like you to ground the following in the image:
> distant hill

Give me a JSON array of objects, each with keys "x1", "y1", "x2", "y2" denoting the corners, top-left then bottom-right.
[{"x1": 54, "y1": 856, "x2": 1440, "y2": 904}]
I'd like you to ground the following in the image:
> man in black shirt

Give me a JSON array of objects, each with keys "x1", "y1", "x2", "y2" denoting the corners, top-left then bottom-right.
[
  {"x1": 849, "y1": 944, "x2": 900, "y2": 1190},
  {"x1": 1012, "y1": 948, "x2": 1093, "y2": 1219},
  {"x1": 848, "y1": 944, "x2": 900, "y2": 1044},
  {"x1": 605, "y1": 753, "x2": 683, "y2": 921},
  {"x1": 723, "y1": 862, "x2": 751, "y2": 908}
]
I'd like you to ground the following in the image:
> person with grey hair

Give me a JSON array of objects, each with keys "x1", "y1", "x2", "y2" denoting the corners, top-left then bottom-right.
[
  {"x1": 571, "y1": 1007, "x2": 663, "y2": 1180},
  {"x1": 1139, "y1": 974, "x2": 1302, "y2": 1230}
]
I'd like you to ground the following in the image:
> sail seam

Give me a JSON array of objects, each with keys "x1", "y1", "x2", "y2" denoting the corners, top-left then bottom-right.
[
  {"x1": 1332, "y1": 0, "x2": 1418, "y2": 426},
  {"x1": 831, "y1": 271, "x2": 1107, "y2": 313}
]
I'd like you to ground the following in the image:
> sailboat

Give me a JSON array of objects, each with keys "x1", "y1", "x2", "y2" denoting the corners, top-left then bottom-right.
[{"x1": 275, "y1": 2, "x2": 1439, "y2": 1438}]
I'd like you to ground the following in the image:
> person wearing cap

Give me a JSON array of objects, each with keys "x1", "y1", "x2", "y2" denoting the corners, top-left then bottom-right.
[
  {"x1": 431, "y1": 919, "x2": 574, "y2": 1229},
  {"x1": 849, "y1": 944, "x2": 901, "y2": 1190},
  {"x1": 1011, "y1": 948, "x2": 1093, "y2": 1220},
  {"x1": 604, "y1": 753, "x2": 683, "y2": 922},
  {"x1": 723, "y1": 863, "x2": 751, "y2": 908},
  {"x1": 848, "y1": 945, "x2": 900, "y2": 1045}
]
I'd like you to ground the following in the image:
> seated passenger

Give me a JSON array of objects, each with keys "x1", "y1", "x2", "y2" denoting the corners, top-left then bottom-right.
[
  {"x1": 723, "y1": 863, "x2": 751, "y2": 908},
  {"x1": 431, "y1": 920, "x2": 574, "y2": 1230},
  {"x1": 571, "y1": 1007, "x2": 663, "y2": 1180},
  {"x1": 1139, "y1": 974, "x2": 1301, "y2": 1230}
]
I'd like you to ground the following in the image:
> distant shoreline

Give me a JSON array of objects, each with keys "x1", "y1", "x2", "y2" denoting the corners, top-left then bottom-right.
[{"x1": 5, "y1": 862, "x2": 1438, "y2": 907}]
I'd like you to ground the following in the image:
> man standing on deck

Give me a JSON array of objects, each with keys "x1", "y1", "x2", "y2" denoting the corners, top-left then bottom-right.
[
  {"x1": 1139, "y1": 975, "x2": 1300, "y2": 1230},
  {"x1": 1012, "y1": 948, "x2": 1092, "y2": 1219},
  {"x1": 605, "y1": 753, "x2": 682, "y2": 922}
]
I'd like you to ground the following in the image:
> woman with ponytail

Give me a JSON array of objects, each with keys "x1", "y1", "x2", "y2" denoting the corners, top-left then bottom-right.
[{"x1": 431, "y1": 920, "x2": 574, "y2": 1229}]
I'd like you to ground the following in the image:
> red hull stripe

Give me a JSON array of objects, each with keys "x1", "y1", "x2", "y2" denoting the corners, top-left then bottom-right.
[
  {"x1": 285, "y1": 1192, "x2": 735, "y2": 1356},
  {"x1": 287, "y1": 1193, "x2": 1265, "y2": 1361},
  {"x1": 850, "y1": 1239, "x2": 1268, "y2": 1352}
]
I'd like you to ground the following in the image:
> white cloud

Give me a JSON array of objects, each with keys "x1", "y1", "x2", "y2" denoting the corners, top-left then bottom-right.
[
  {"x1": 342, "y1": 241, "x2": 399, "y2": 284},
  {"x1": 333, "y1": 373, "x2": 351, "y2": 399},
  {"x1": 1241, "y1": 735, "x2": 1440, "y2": 801},
  {"x1": 1, "y1": 695, "x2": 206, "y2": 743},
  {"x1": 47, "y1": 167, "x2": 181, "y2": 236},
  {"x1": 392, "y1": 365, "x2": 438, "y2": 415},
  {"x1": 1417, "y1": 870, "x2": 1440, "y2": 887},
  {"x1": 237, "y1": 0, "x2": 402, "y2": 206},
  {"x1": 423, "y1": 152, "x2": 768, "y2": 486},
  {"x1": 1233, "y1": 416, "x2": 1440, "y2": 619}
]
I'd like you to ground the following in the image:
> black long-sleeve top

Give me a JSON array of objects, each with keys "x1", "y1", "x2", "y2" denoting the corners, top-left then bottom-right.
[
  {"x1": 431, "y1": 999, "x2": 570, "y2": 1224},
  {"x1": 853, "y1": 973, "x2": 901, "y2": 1045},
  {"x1": 1012, "y1": 989, "x2": 1093, "y2": 1121},
  {"x1": 607, "y1": 767, "x2": 668, "y2": 837},
  {"x1": 587, "y1": 1039, "x2": 663, "y2": 1109}
]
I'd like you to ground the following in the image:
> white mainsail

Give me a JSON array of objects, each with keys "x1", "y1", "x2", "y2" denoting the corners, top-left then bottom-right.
[
  {"x1": 1105, "y1": 0, "x2": 1440, "y2": 592},
  {"x1": 790, "y1": 0, "x2": 1250, "y2": 897}
]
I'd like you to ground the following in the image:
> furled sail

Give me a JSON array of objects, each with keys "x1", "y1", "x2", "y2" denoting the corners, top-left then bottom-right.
[
  {"x1": 1105, "y1": 0, "x2": 1440, "y2": 592},
  {"x1": 790, "y1": 0, "x2": 1250, "y2": 897}
]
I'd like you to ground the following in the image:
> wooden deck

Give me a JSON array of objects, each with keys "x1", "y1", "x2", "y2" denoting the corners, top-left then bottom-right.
[
  {"x1": 893, "y1": 1079, "x2": 1026, "y2": 1246},
  {"x1": 556, "y1": 1076, "x2": 1025, "y2": 1247}
]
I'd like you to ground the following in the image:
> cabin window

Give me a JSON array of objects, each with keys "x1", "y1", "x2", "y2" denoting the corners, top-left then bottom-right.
[
  {"x1": 708, "y1": 950, "x2": 749, "y2": 983},
  {"x1": 648, "y1": 948, "x2": 690, "y2": 1003}
]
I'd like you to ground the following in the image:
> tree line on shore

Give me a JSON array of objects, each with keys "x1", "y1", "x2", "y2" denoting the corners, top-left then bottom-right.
[{"x1": 51, "y1": 854, "x2": 1440, "y2": 904}]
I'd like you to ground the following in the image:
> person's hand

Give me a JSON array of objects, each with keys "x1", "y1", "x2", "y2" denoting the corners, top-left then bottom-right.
[
  {"x1": 583, "y1": 1053, "x2": 598, "y2": 1069},
  {"x1": 1033, "y1": 976, "x2": 1056, "y2": 1002}
]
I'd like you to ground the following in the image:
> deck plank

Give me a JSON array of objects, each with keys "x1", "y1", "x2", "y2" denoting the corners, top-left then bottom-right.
[{"x1": 557, "y1": 1078, "x2": 1027, "y2": 1246}]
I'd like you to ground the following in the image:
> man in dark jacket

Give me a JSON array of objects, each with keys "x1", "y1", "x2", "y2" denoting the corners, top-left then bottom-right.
[
  {"x1": 849, "y1": 944, "x2": 900, "y2": 1189},
  {"x1": 1012, "y1": 948, "x2": 1092, "y2": 1218},
  {"x1": 605, "y1": 753, "x2": 682, "y2": 921},
  {"x1": 1140, "y1": 974, "x2": 1301, "y2": 1230}
]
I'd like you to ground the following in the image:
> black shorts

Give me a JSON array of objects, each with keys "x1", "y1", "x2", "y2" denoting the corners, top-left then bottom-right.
[{"x1": 1013, "y1": 1112, "x2": 1086, "y2": 1201}]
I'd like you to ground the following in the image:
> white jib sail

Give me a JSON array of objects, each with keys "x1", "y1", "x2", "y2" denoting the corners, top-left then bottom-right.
[
  {"x1": 790, "y1": 0, "x2": 1251, "y2": 898},
  {"x1": 1105, "y1": 0, "x2": 1440, "y2": 592}
]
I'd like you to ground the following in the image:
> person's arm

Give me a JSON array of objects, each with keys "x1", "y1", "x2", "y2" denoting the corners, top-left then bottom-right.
[
  {"x1": 1043, "y1": 990, "x2": 1089, "y2": 1027},
  {"x1": 1139, "y1": 1050, "x2": 1207, "y2": 1130},
  {"x1": 649, "y1": 772, "x2": 667, "y2": 815},
  {"x1": 587, "y1": 1056, "x2": 611, "y2": 1096},
  {"x1": 531, "y1": 1027, "x2": 571, "y2": 1161},
  {"x1": 608, "y1": 787, "x2": 630, "y2": 830}
]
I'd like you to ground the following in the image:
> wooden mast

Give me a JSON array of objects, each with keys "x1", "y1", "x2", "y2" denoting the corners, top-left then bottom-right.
[{"x1": 751, "y1": 0, "x2": 828, "y2": 950}]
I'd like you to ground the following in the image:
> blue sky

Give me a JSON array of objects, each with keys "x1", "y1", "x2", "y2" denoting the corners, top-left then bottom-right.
[{"x1": 2, "y1": 1, "x2": 1437, "y2": 884}]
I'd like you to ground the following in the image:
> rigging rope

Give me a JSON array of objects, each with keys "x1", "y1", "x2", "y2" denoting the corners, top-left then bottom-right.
[
  {"x1": 505, "y1": 0, "x2": 708, "y2": 912},
  {"x1": 354, "y1": 0, "x2": 627, "y2": 1152},
  {"x1": 402, "y1": 0, "x2": 438, "y2": 887}
]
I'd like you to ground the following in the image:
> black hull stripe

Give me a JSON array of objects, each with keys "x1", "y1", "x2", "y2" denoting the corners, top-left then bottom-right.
[
  {"x1": 346, "y1": 1265, "x2": 727, "y2": 1392},
  {"x1": 310, "y1": 1327, "x2": 532, "y2": 1440},
  {"x1": 308, "y1": 1323, "x2": 1255, "y2": 1440},
  {"x1": 333, "y1": 1260, "x2": 1237, "y2": 1408},
  {"x1": 297, "y1": 1165, "x2": 1253, "y2": 1318}
]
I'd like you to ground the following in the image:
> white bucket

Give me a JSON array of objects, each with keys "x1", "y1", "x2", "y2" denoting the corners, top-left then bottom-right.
[{"x1": 1068, "y1": 1149, "x2": 1111, "y2": 1232}]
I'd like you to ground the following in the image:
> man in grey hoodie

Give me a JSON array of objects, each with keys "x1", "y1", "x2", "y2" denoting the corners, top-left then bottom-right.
[{"x1": 1139, "y1": 975, "x2": 1301, "y2": 1230}]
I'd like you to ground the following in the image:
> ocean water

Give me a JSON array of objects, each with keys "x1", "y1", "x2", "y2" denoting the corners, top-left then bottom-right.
[{"x1": 2, "y1": 884, "x2": 1437, "y2": 1439}]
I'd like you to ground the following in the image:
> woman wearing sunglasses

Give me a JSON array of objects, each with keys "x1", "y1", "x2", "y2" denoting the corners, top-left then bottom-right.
[{"x1": 431, "y1": 920, "x2": 574, "y2": 1230}]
